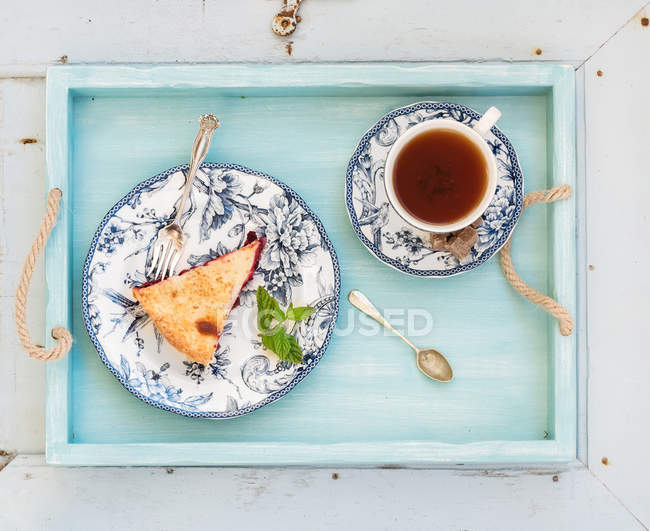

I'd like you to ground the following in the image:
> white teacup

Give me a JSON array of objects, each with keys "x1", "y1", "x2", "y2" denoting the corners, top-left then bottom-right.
[{"x1": 384, "y1": 106, "x2": 502, "y2": 234}]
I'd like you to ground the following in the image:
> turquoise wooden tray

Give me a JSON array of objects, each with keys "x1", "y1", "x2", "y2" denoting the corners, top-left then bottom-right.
[{"x1": 45, "y1": 64, "x2": 576, "y2": 466}]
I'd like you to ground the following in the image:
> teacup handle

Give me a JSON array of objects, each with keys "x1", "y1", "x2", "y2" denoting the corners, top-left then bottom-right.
[{"x1": 473, "y1": 106, "x2": 502, "y2": 137}]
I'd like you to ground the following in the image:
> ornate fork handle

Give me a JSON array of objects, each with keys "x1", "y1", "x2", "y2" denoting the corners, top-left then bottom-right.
[{"x1": 173, "y1": 114, "x2": 219, "y2": 225}]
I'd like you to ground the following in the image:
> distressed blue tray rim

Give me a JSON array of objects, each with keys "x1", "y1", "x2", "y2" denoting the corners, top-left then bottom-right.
[{"x1": 45, "y1": 63, "x2": 576, "y2": 467}]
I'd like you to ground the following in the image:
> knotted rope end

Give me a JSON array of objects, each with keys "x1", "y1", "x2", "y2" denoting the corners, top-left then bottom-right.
[
  {"x1": 15, "y1": 189, "x2": 73, "y2": 361},
  {"x1": 559, "y1": 320, "x2": 574, "y2": 337}
]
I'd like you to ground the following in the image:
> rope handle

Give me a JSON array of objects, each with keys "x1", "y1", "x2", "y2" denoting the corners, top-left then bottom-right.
[
  {"x1": 499, "y1": 184, "x2": 574, "y2": 336},
  {"x1": 15, "y1": 188, "x2": 73, "y2": 361}
]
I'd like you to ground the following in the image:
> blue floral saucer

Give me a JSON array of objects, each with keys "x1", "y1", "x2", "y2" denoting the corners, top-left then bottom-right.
[
  {"x1": 82, "y1": 163, "x2": 340, "y2": 418},
  {"x1": 345, "y1": 101, "x2": 524, "y2": 277}
]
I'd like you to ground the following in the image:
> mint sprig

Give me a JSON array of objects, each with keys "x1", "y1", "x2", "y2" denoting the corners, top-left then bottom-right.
[{"x1": 256, "y1": 286, "x2": 315, "y2": 364}]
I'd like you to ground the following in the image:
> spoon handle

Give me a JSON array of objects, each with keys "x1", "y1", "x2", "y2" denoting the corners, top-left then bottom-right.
[{"x1": 348, "y1": 290, "x2": 418, "y2": 352}]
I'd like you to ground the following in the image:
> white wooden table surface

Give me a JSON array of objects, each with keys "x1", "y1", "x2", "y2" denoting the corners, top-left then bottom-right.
[{"x1": 1, "y1": 1, "x2": 649, "y2": 529}]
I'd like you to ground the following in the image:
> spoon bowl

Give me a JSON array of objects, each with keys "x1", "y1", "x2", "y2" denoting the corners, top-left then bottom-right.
[{"x1": 416, "y1": 348, "x2": 453, "y2": 382}]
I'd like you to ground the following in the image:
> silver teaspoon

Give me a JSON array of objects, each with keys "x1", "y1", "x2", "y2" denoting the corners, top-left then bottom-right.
[{"x1": 348, "y1": 290, "x2": 453, "y2": 382}]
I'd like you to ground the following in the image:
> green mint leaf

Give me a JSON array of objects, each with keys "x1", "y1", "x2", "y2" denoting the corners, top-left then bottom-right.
[
  {"x1": 259, "y1": 326, "x2": 302, "y2": 364},
  {"x1": 256, "y1": 286, "x2": 284, "y2": 330},
  {"x1": 285, "y1": 334, "x2": 303, "y2": 364},
  {"x1": 286, "y1": 305, "x2": 316, "y2": 322},
  {"x1": 260, "y1": 324, "x2": 283, "y2": 349},
  {"x1": 258, "y1": 310, "x2": 272, "y2": 331},
  {"x1": 273, "y1": 330, "x2": 291, "y2": 359},
  {"x1": 256, "y1": 285, "x2": 278, "y2": 315},
  {"x1": 260, "y1": 333, "x2": 273, "y2": 351}
]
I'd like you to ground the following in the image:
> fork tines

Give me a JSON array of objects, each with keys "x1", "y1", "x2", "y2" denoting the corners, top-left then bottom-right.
[{"x1": 148, "y1": 239, "x2": 181, "y2": 282}]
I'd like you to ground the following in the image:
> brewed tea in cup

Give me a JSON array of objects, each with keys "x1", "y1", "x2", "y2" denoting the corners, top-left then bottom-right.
[{"x1": 384, "y1": 106, "x2": 501, "y2": 233}]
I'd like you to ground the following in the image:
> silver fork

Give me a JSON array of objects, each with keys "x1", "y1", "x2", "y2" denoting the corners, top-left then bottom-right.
[{"x1": 148, "y1": 114, "x2": 220, "y2": 281}]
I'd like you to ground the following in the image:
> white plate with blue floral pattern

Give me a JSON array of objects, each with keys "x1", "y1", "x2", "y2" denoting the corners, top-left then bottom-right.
[
  {"x1": 82, "y1": 163, "x2": 340, "y2": 418},
  {"x1": 345, "y1": 101, "x2": 524, "y2": 277}
]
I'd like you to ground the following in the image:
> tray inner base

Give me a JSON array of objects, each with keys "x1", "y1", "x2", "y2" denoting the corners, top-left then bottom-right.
[{"x1": 68, "y1": 88, "x2": 552, "y2": 445}]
